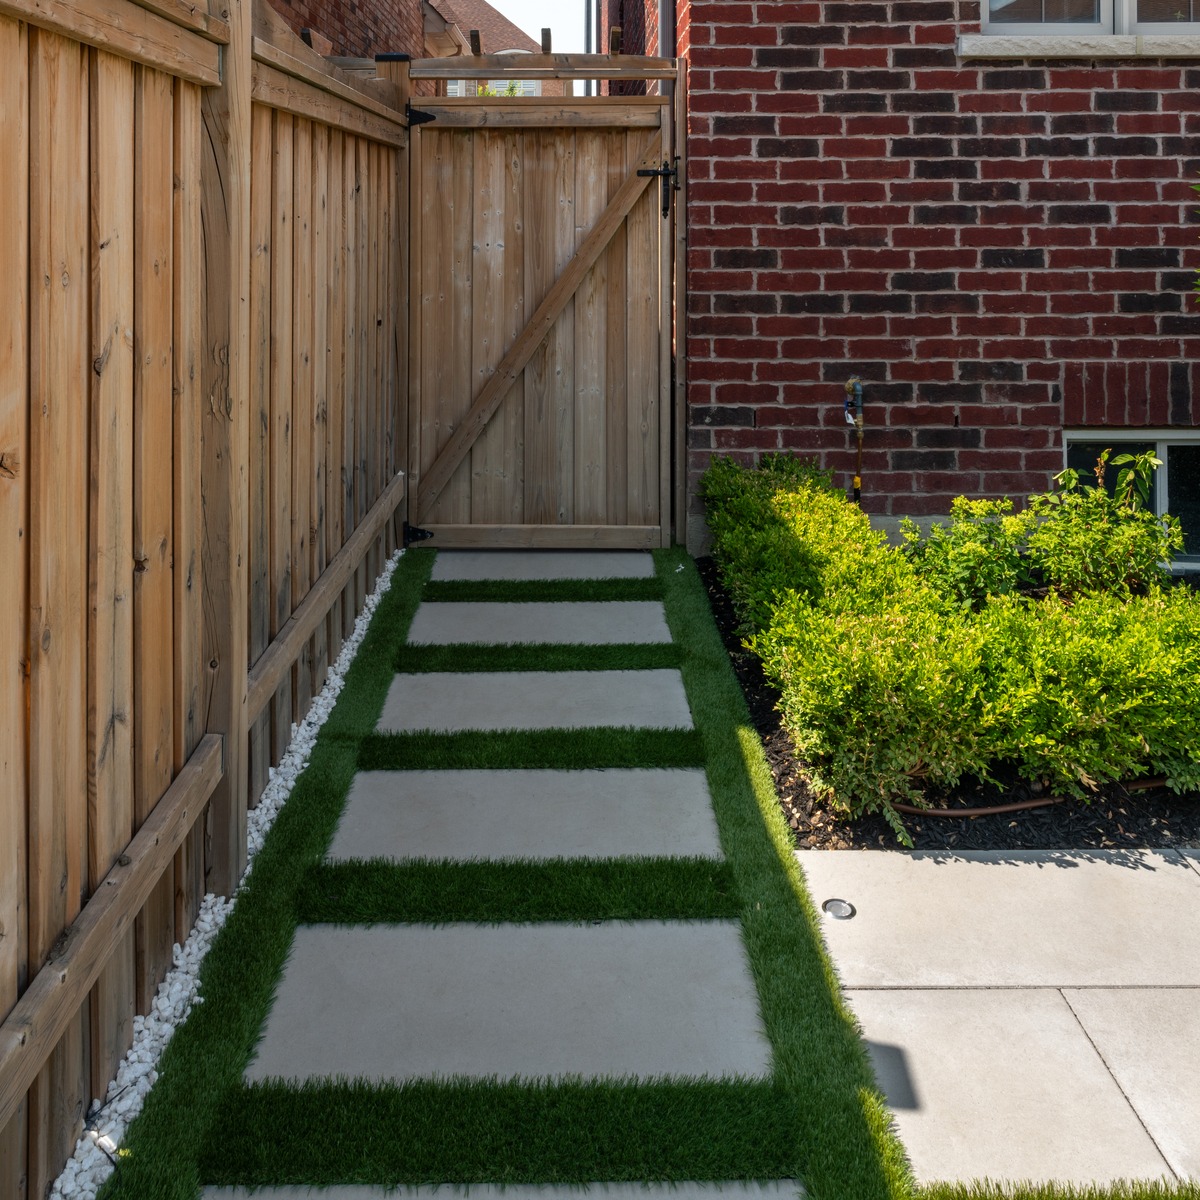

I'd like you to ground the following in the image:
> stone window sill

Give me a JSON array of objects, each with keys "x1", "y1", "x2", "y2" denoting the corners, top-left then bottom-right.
[{"x1": 958, "y1": 33, "x2": 1200, "y2": 56}]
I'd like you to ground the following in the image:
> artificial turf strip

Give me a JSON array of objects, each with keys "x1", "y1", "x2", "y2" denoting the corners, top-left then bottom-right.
[
  {"x1": 396, "y1": 641, "x2": 683, "y2": 674},
  {"x1": 654, "y1": 548, "x2": 917, "y2": 1200},
  {"x1": 296, "y1": 857, "x2": 741, "y2": 924},
  {"x1": 198, "y1": 1078, "x2": 798, "y2": 1186},
  {"x1": 358, "y1": 727, "x2": 706, "y2": 772},
  {"x1": 422, "y1": 576, "x2": 665, "y2": 603}
]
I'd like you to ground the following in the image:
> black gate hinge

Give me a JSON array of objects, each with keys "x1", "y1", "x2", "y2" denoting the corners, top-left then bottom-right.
[
  {"x1": 406, "y1": 102, "x2": 436, "y2": 127},
  {"x1": 403, "y1": 522, "x2": 435, "y2": 547},
  {"x1": 637, "y1": 159, "x2": 679, "y2": 219}
]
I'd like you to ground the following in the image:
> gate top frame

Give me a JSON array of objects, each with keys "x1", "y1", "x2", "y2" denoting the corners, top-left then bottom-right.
[{"x1": 407, "y1": 52, "x2": 678, "y2": 82}]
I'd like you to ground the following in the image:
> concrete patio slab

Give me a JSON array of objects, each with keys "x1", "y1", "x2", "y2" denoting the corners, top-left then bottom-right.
[
  {"x1": 797, "y1": 849, "x2": 1200, "y2": 987},
  {"x1": 407, "y1": 601, "x2": 671, "y2": 645},
  {"x1": 377, "y1": 670, "x2": 693, "y2": 733},
  {"x1": 246, "y1": 922, "x2": 771, "y2": 1083},
  {"x1": 431, "y1": 550, "x2": 655, "y2": 581},
  {"x1": 846, "y1": 988, "x2": 1172, "y2": 1185},
  {"x1": 327, "y1": 768, "x2": 722, "y2": 861},
  {"x1": 204, "y1": 1184, "x2": 803, "y2": 1200},
  {"x1": 1064, "y1": 988, "x2": 1200, "y2": 1180}
]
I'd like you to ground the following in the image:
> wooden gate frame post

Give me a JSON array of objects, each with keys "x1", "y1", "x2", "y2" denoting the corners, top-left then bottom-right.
[{"x1": 200, "y1": 0, "x2": 252, "y2": 895}]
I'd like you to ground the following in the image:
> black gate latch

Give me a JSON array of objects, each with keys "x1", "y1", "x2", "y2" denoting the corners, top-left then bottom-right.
[{"x1": 637, "y1": 159, "x2": 679, "y2": 219}]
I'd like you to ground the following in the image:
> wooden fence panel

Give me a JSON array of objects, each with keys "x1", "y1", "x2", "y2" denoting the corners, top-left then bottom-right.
[
  {"x1": 0, "y1": 15, "x2": 29, "y2": 1197},
  {"x1": 0, "y1": 2, "x2": 409, "y2": 1188}
]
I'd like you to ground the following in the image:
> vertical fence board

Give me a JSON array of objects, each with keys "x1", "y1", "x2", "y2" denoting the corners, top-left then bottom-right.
[
  {"x1": 247, "y1": 102, "x2": 273, "y2": 805},
  {"x1": 523, "y1": 130, "x2": 577, "y2": 525},
  {"x1": 470, "y1": 133, "x2": 505, "y2": 524},
  {"x1": 0, "y1": 16, "x2": 30, "y2": 1197},
  {"x1": 391, "y1": 137, "x2": 407, "y2": 545},
  {"x1": 406, "y1": 126, "x2": 423, "y2": 532},
  {"x1": 27, "y1": 31, "x2": 91, "y2": 1190},
  {"x1": 268, "y1": 110, "x2": 293, "y2": 764},
  {"x1": 89, "y1": 48, "x2": 137, "y2": 1093},
  {"x1": 172, "y1": 78, "x2": 204, "y2": 940},
  {"x1": 199, "y1": 0, "x2": 251, "y2": 897},
  {"x1": 325, "y1": 129, "x2": 345, "y2": 659},
  {"x1": 626, "y1": 131, "x2": 658, "y2": 526},
  {"x1": 290, "y1": 118, "x2": 313, "y2": 718},
  {"x1": 573, "y1": 130, "x2": 607, "y2": 524},
  {"x1": 370, "y1": 142, "x2": 384, "y2": 525},
  {"x1": 657, "y1": 111, "x2": 672, "y2": 549},
  {"x1": 341, "y1": 136, "x2": 358, "y2": 640},
  {"x1": 604, "y1": 132, "x2": 629, "y2": 525},
  {"x1": 132, "y1": 65, "x2": 177, "y2": 1008},
  {"x1": 425, "y1": 131, "x2": 473, "y2": 525},
  {"x1": 310, "y1": 122, "x2": 329, "y2": 693},
  {"x1": 355, "y1": 137, "x2": 371, "y2": 596}
]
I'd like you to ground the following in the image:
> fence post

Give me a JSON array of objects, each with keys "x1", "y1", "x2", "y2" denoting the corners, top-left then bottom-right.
[{"x1": 200, "y1": 0, "x2": 253, "y2": 894}]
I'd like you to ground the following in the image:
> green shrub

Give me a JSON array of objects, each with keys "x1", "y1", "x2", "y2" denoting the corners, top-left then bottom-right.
[
  {"x1": 753, "y1": 600, "x2": 989, "y2": 840},
  {"x1": 1025, "y1": 483, "x2": 1180, "y2": 597},
  {"x1": 977, "y1": 591, "x2": 1200, "y2": 796},
  {"x1": 701, "y1": 453, "x2": 1200, "y2": 841},
  {"x1": 900, "y1": 497, "x2": 1035, "y2": 609}
]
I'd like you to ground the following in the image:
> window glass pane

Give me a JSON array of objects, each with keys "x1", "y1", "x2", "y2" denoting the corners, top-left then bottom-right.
[
  {"x1": 1065, "y1": 441, "x2": 1158, "y2": 510},
  {"x1": 991, "y1": 0, "x2": 1046, "y2": 21},
  {"x1": 1168, "y1": 444, "x2": 1200, "y2": 558},
  {"x1": 1138, "y1": 0, "x2": 1195, "y2": 18},
  {"x1": 991, "y1": 0, "x2": 1099, "y2": 17},
  {"x1": 1044, "y1": 0, "x2": 1101, "y2": 18}
]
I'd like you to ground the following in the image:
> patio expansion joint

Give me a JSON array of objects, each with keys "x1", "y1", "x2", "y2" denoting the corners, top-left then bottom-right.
[{"x1": 1059, "y1": 988, "x2": 1180, "y2": 1182}]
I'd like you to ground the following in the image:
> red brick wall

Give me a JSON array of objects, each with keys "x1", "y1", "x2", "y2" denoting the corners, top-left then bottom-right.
[
  {"x1": 601, "y1": 0, "x2": 660, "y2": 92},
  {"x1": 267, "y1": 0, "x2": 424, "y2": 62},
  {"x1": 683, "y1": 0, "x2": 1200, "y2": 522}
]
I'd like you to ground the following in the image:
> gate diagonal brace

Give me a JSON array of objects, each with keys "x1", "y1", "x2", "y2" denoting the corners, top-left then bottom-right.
[{"x1": 637, "y1": 160, "x2": 678, "y2": 219}]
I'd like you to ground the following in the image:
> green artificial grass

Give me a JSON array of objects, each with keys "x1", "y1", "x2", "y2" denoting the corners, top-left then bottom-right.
[
  {"x1": 198, "y1": 1078, "x2": 798, "y2": 1186},
  {"x1": 422, "y1": 576, "x2": 664, "y2": 603},
  {"x1": 297, "y1": 856, "x2": 741, "y2": 924},
  {"x1": 358, "y1": 727, "x2": 705, "y2": 771},
  {"x1": 396, "y1": 641, "x2": 683, "y2": 673}
]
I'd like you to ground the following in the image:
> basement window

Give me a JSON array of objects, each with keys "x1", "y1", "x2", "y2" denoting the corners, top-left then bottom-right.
[{"x1": 1064, "y1": 430, "x2": 1200, "y2": 567}]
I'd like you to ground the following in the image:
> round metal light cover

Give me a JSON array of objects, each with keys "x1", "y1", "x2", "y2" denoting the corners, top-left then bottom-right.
[{"x1": 821, "y1": 898, "x2": 856, "y2": 920}]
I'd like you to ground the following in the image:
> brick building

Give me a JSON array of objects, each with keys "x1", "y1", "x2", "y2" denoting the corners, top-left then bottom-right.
[{"x1": 608, "y1": 0, "x2": 1200, "y2": 559}]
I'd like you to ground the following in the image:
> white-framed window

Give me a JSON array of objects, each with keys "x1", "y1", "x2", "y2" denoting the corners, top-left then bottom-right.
[
  {"x1": 1064, "y1": 429, "x2": 1200, "y2": 567},
  {"x1": 446, "y1": 77, "x2": 541, "y2": 96},
  {"x1": 985, "y1": 0, "x2": 1199, "y2": 31}
]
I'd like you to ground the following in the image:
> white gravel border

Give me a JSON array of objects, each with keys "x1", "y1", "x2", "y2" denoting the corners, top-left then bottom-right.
[{"x1": 50, "y1": 550, "x2": 404, "y2": 1200}]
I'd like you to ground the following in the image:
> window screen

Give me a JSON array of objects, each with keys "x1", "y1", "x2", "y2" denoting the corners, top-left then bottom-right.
[{"x1": 1167, "y1": 444, "x2": 1200, "y2": 558}]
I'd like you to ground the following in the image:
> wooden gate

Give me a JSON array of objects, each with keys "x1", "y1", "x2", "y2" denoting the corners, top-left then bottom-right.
[{"x1": 406, "y1": 56, "x2": 681, "y2": 548}]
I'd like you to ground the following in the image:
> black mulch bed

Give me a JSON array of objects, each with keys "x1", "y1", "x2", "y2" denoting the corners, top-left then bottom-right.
[{"x1": 695, "y1": 556, "x2": 1200, "y2": 853}]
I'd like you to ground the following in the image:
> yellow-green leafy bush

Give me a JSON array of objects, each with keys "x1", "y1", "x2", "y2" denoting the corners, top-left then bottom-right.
[{"x1": 703, "y1": 454, "x2": 1200, "y2": 841}]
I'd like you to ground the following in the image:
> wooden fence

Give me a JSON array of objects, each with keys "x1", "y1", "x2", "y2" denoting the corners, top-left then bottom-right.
[{"x1": 0, "y1": 0, "x2": 408, "y2": 1193}]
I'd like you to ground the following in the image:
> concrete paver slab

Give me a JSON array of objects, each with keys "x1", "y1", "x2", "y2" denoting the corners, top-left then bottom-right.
[
  {"x1": 205, "y1": 1185, "x2": 803, "y2": 1199},
  {"x1": 328, "y1": 768, "x2": 722, "y2": 861},
  {"x1": 797, "y1": 849, "x2": 1200, "y2": 987},
  {"x1": 377, "y1": 670, "x2": 693, "y2": 733},
  {"x1": 246, "y1": 922, "x2": 771, "y2": 1083},
  {"x1": 431, "y1": 550, "x2": 655, "y2": 581},
  {"x1": 407, "y1": 601, "x2": 671, "y2": 645},
  {"x1": 846, "y1": 988, "x2": 1172, "y2": 1185},
  {"x1": 1064, "y1": 988, "x2": 1200, "y2": 1180}
]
